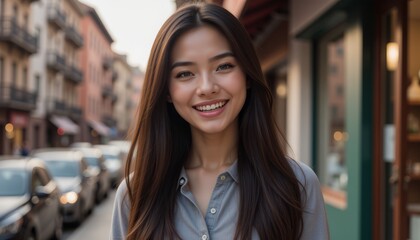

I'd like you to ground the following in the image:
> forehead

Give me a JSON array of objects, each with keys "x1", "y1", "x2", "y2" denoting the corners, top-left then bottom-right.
[{"x1": 171, "y1": 25, "x2": 232, "y2": 61}]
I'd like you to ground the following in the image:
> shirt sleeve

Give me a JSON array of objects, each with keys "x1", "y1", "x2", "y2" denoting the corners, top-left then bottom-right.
[
  {"x1": 292, "y1": 160, "x2": 330, "y2": 240},
  {"x1": 110, "y1": 180, "x2": 130, "y2": 240}
]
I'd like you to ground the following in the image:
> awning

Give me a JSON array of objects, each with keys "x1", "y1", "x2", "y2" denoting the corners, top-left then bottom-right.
[
  {"x1": 88, "y1": 120, "x2": 110, "y2": 136},
  {"x1": 50, "y1": 115, "x2": 80, "y2": 134}
]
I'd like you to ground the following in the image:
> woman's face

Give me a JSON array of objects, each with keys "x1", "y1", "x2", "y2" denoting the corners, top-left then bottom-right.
[{"x1": 169, "y1": 25, "x2": 247, "y2": 135}]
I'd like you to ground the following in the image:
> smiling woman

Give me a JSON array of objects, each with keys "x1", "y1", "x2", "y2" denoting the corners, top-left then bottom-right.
[
  {"x1": 110, "y1": 3, "x2": 329, "y2": 240},
  {"x1": 169, "y1": 25, "x2": 247, "y2": 136}
]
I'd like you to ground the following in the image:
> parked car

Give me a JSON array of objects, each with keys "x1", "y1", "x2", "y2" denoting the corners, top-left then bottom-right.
[
  {"x1": 108, "y1": 140, "x2": 131, "y2": 175},
  {"x1": 32, "y1": 149, "x2": 96, "y2": 224},
  {"x1": 107, "y1": 140, "x2": 130, "y2": 154},
  {"x1": 0, "y1": 156, "x2": 62, "y2": 240},
  {"x1": 71, "y1": 147, "x2": 110, "y2": 203},
  {"x1": 69, "y1": 142, "x2": 92, "y2": 148},
  {"x1": 93, "y1": 145, "x2": 123, "y2": 187}
]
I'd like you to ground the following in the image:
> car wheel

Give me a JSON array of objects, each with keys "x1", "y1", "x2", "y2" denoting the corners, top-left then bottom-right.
[
  {"x1": 76, "y1": 201, "x2": 85, "y2": 225},
  {"x1": 95, "y1": 185, "x2": 101, "y2": 204},
  {"x1": 51, "y1": 213, "x2": 63, "y2": 240}
]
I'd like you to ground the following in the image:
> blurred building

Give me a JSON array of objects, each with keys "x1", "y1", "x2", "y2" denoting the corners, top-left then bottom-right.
[
  {"x1": 128, "y1": 66, "x2": 144, "y2": 137},
  {"x1": 131, "y1": 66, "x2": 144, "y2": 120},
  {"x1": 29, "y1": 0, "x2": 84, "y2": 148},
  {"x1": 112, "y1": 53, "x2": 133, "y2": 139},
  {"x1": 78, "y1": 2, "x2": 115, "y2": 144},
  {"x1": 176, "y1": 0, "x2": 420, "y2": 239},
  {"x1": 0, "y1": 0, "x2": 39, "y2": 155}
]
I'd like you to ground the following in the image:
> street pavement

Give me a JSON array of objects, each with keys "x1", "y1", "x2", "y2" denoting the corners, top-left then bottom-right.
[{"x1": 64, "y1": 189, "x2": 116, "y2": 240}]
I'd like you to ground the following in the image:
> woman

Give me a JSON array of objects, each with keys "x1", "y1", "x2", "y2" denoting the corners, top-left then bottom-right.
[{"x1": 111, "y1": 3, "x2": 329, "y2": 240}]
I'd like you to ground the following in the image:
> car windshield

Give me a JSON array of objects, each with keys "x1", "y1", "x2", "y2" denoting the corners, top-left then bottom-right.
[
  {"x1": 0, "y1": 169, "x2": 27, "y2": 196},
  {"x1": 103, "y1": 154, "x2": 118, "y2": 160},
  {"x1": 84, "y1": 157, "x2": 99, "y2": 167},
  {"x1": 44, "y1": 161, "x2": 79, "y2": 178}
]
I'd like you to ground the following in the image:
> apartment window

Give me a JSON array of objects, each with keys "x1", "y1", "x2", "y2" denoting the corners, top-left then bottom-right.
[
  {"x1": 36, "y1": 26, "x2": 41, "y2": 41},
  {"x1": 12, "y1": 5, "x2": 17, "y2": 22},
  {"x1": 24, "y1": 14, "x2": 28, "y2": 31},
  {"x1": 12, "y1": 62, "x2": 17, "y2": 87},
  {"x1": 23, "y1": 67, "x2": 27, "y2": 91},
  {"x1": 35, "y1": 74, "x2": 40, "y2": 94},
  {"x1": 0, "y1": 0, "x2": 4, "y2": 17},
  {"x1": 0, "y1": 57, "x2": 3, "y2": 81}
]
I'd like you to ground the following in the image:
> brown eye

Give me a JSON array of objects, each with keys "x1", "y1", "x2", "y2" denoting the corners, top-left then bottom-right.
[
  {"x1": 216, "y1": 63, "x2": 234, "y2": 71},
  {"x1": 175, "y1": 71, "x2": 193, "y2": 78}
]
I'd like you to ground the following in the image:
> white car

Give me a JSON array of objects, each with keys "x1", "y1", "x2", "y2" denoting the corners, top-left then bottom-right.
[{"x1": 93, "y1": 144, "x2": 124, "y2": 187}]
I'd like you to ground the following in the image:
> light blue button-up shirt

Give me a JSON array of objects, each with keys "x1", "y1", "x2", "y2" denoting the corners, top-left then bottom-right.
[{"x1": 110, "y1": 160, "x2": 330, "y2": 239}]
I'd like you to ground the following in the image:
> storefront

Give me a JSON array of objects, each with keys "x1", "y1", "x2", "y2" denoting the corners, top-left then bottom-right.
[
  {"x1": 88, "y1": 119, "x2": 110, "y2": 144},
  {"x1": 48, "y1": 115, "x2": 80, "y2": 147},
  {"x1": 374, "y1": 0, "x2": 420, "y2": 239},
  {"x1": 287, "y1": 0, "x2": 419, "y2": 239},
  {"x1": 0, "y1": 110, "x2": 30, "y2": 155}
]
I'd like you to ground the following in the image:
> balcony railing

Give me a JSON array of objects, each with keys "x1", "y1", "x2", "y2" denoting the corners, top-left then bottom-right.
[
  {"x1": 47, "y1": 6, "x2": 67, "y2": 30},
  {"x1": 0, "y1": 18, "x2": 38, "y2": 54},
  {"x1": 70, "y1": 106, "x2": 83, "y2": 119},
  {"x1": 65, "y1": 65, "x2": 83, "y2": 84},
  {"x1": 102, "y1": 57, "x2": 113, "y2": 70},
  {"x1": 47, "y1": 51, "x2": 66, "y2": 73},
  {"x1": 65, "y1": 25, "x2": 83, "y2": 48},
  {"x1": 47, "y1": 99, "x2": 82, "y2": 117},
  {"x1": 47, "y1": 99, "x2": 68, "y2": 116},
  {"x1": 102, "y1": 114, "x2": 116, "y2": 126},
  {"x1": 102, "y1": 85, "x2": 113, "y2": 97},
  {"x1": 112, "y1": 70, "x2": 118, "y2": 81},
  {"x1": 0, "y1": 86, "x2": 37, "y2": 110}
]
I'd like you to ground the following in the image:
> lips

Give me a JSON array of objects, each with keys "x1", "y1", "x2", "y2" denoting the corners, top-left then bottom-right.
[{"x1": 193, "y1": 100, "x2": 228, "y2": 112}]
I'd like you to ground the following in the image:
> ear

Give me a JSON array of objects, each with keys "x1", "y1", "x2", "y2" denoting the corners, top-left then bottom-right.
[{"x1": 167, "y1": 95, "x2": 172, "y2": 103}]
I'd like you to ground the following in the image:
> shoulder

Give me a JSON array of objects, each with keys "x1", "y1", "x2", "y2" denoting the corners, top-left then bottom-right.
[
  {"x1": 114, "y1": 178, "x2": 131, "y2": 213},
  {"x1": 287, "y1": 158, "x2": 319, "y2": 188},
  {"x1": 110, "y1": 179, "x2": 131, "y2": 239},
  {"x1": 287, "y1": 159, "x2": 331, "y2": 239}
]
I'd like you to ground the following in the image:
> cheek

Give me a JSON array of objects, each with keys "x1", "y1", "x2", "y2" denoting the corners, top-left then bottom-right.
[
  {"x1": 169, "y1": 84, "x2": 190, "y2": 111},
  {"x1": 231, "y1": 73, "x2": 247, "y2": 96}
]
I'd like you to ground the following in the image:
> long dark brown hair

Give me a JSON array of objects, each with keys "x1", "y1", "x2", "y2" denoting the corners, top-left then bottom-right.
[{"x1": 125, "y1": 3, "x2": 304, "y2": 240}]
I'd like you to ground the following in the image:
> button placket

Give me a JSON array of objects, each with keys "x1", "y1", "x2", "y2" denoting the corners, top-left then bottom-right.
[{"x1": 210, "y1": 208, "x2": 216, "y2": 214}]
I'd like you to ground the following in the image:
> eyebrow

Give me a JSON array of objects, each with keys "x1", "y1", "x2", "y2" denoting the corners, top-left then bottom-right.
[{"x1": 171, "y1": 51, "x2": 234, "y2": 70}]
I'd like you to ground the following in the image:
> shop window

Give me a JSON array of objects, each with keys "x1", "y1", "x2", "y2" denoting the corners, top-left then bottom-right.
[{"x1": 317, "y1": 32, "x2": 347, "y2": 208}]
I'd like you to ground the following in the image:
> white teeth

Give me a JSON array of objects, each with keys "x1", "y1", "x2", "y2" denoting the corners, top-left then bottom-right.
[{"x1": 196, "y1": 101, "x2": 226, "y2": 112}]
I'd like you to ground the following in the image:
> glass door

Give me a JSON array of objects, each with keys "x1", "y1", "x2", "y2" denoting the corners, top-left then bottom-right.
[
  {"x1": 376, "y1": 7, "x2": 399, "y2": 240},
  {"x1": 407, "y1": 0, "x2": 420, "y2": 238},
  {"x1": 375, "y1": 0, "x2": 411, "y2": 239}
]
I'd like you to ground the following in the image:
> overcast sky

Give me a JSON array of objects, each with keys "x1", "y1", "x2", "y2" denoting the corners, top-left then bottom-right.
[{"x1": 81, "y1": 0, "x2": 176, "y2": 70}]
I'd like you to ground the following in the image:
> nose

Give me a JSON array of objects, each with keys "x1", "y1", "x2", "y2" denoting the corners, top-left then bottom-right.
[{"x1": 196, "y1": 73, "x2": 219, "y2": 96}]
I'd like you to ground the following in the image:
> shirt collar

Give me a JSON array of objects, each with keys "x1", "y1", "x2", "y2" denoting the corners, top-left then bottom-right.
[
  {"x1": 177, "y1": 160, "x2": 239, "y2": 188},
  {"x1": 226, "y1": 160, "x2": 239, "y2": 183}
]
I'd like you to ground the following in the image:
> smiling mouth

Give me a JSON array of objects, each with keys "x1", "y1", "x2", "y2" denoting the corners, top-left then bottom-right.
[{"x1": 194, "y1": 101, "x2": 228, "y2": 112}]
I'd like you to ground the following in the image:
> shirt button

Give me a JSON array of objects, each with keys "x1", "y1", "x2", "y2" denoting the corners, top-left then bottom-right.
[
  {"x1": 179, "y1": 178, "x2": 185, "y2": 185},
  {"x1": 210, "y1": 208, "x2": 217, "y2": 214},
  {"x1": 201, "y1": 234, "x2": 208, "y2": 240},
  {"x1": 220, "y1": 175, "x2": 226, "y2": 181}
]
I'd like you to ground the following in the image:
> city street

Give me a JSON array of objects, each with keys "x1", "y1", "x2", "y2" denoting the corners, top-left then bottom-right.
[{"x1": 63, "y1": 189, "x2": 116, "y2": 240}]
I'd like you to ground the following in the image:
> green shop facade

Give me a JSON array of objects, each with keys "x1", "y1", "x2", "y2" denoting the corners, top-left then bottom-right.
[{"x1": 283, "y1": 0, "x2": 420, "y2": 239}]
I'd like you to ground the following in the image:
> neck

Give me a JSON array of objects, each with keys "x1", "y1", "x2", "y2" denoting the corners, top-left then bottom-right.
[{"x1": 186, "y1": 124, "x2": 238, "y2": 171}]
